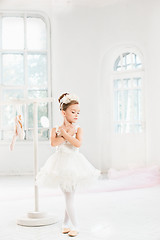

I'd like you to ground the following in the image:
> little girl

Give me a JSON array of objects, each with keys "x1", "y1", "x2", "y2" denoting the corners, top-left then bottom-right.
[{"x1": 35, "y1": 92, "x2": 101, "y2": 237}]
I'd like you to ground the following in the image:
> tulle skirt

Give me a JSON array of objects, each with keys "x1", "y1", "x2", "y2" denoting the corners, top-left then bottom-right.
[{"x1": 35, "y1": 150, "x2": 101, "y2": 192}]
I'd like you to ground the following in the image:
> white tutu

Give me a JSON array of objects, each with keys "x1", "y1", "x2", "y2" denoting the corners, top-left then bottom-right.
[{"x1": 35, "y1": 125, "x2": 101, "y2": 192}]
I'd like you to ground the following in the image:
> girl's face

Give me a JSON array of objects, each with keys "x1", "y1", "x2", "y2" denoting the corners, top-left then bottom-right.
[{"x1": 62, "y1": 104, "x2": 80, "y2": 124}]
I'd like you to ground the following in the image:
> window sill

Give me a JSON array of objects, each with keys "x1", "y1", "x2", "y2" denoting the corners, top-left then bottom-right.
[{"x1": 0, "y1": 140, "x2": 50, "y2": 145}]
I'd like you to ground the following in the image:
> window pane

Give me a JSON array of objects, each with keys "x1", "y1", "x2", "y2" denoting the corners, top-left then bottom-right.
[
  {"x1": 27, "y1": 129, "x2": 49, "y2": 141},
  {"x1": 124, "y1": 124, "x2": 133, "y2": 133},
  {"x1": 123, "y1": 78, "x2": 132, "y2": 88},
  {"x1": 133, "y1": 77, "x2": 141, "y2": 88},
  {"x1": 27, "y1": 17, "x2": 46, "y2": 50},
  {"x1": 124, "y1": 90, "x2": 132, "y2": 121},
  {"x1": 132, "y1": 53, "x2": 142, "y2": 69},
  {"x1": 114, "y1": 52, "x2": 142, "y2": 71},
  {"x1": 2, "y1": 90, "x2": 24, "y2": 129},
  {"x1": 2, "y1": 54, "x2": 24, "y2": 85},
  {"x1": 2, "y1": 89, "x2": 24, "y2": 101},
  {"x1": 28, "y1": 54, "x2": 47, "y2": 88},
  {"x1": 122, "y1": 53, "x2": 132, "y2": 70},
  {"x1": 114, "y1": 79, "x2": 122, "y2": 89},
  {"x1": 28, "y1": 103, "x2": 48, "y2": 128},
  {"x1": 133, "y1": 124, "x2": 142, "y2": 133},
  {"x1": 114, "y1": 56, "x2": 121, "y2": 71},
  {"x1": 114, "y1": 91, "x2": 123, "y2": 121},
  {"x1": 133, "y1": 89, "x2": 142, "y2": 121},
  {"x1": 28, "y1": 90, "x2": 48, "y2": 128},
  {"x1": 2, "y1": 105, "x2": 14, "y2": 129},
  {"x1": 115, "y1": 123, "x2": 122, "y2": 133},
  {"x1": 38, "y1": 129, "x2": 49, "y2": 140},
  {"x1": 1, "y1": 105, "x2": 25, "y2": 130},
  {"x1": 1, "y1": 130, "x2": 13, "y2": 140},
  {"x1": 2, "y1": 17, "x2": 24, "y2": 49},
  {"x1": 28, "y1": 90, "x2": 48, "y2": 98}
]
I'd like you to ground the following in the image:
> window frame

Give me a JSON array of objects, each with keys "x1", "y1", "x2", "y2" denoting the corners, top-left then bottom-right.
[
  {"x1": 0, "y1": 11, "x2": 52, "y2": 142},
  {"x1": 111, "y1": 47, "x2": 145, "y2": 134}
]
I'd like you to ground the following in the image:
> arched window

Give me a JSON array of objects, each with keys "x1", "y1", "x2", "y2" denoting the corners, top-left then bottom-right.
[
  {"x1": 0, "y1": 12, "x2": 51, "y2": 141},
  {"x1": 113, "y1": 51, "x2": 144, "y2": 134}
]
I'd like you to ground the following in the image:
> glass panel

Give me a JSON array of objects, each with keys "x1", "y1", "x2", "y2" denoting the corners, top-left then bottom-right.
[
  {"x1": 28, "y1": 90, "x2": 48, "y2": 98},
  {"x1": 114, "y1": 56, "x2": 121, "y2": 71},
  {"x1": 124, "y1": 123, "x2": 134, "y2": 133},
  {"x1": 1, "y1": 130, "x2": 13, "y2": 140},
  {"x1": 2, "y1": 17, "x2": 24, "y2": 49},
  {"x1": 132, "y1": 53, "x2": 142, "y2": 69},
  {"x1": 1, "y1": 90, "x2": 24, "y2": 129},
  {"x1": 123, "y1": 78, "x2": 132, "y2": 88},
  {"x1": 114, "y1": 79, "x2": 122, "y2": 89},
  {"x1": 123, "y1": 90, "x2": 132, "y2": 121},
  {"x1": 114, "y1": 52, "x2": 142, "y2": 71},
  {"x1": 2, "y1": 54, "x2": 24, "y2": 86},
  {"x1": 38, "y1": 128, "x2": 49, "y2": 140},
  {"x1": 2, "y1": 89, "x2": 24, "y2": 101},
  {"x1": 27, "y1": 17, "x2": 46, "y2": 50},
  {"x1": 122, "y1": 53, "x2": 132, "y2": 70},
  {"x1": 115, "y1": 124, "x2": 122, "y2": 133},
  {"x1": 27, "y1": 129, "x2": 49, "y2": 141},
  {"x1": 133, "y1": 89, "x2": 142, "y2": 121},
  {"x1": 116, "y1": 123, "x2": 143, "y2": 134},
  {"x1": 133, "y1": 77, "x2": 141, "y2": 88},
  {"x1": 114, "y1": 91, "x2": 123, "y2": 121},
  {"x1": 28, "y1": 90, "x2": 48, "y2": 128},
  {"x1": 135, "y1": 124, "x2": 142, "y2": 133},
  {"x1": 2, "y1": 105, "x2": 14, "y2": 129},
  {"x1": 1, "y1": 105, "x2": 25, "y2": 130},
  {"x1": 122, "y1": 52, "x2": 132, "y2": 70},
  {"x1": 27, "y1": 54, "x2": 47, "y2": 88}
]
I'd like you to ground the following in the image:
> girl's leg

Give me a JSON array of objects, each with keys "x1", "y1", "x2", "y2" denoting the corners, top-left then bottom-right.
[
  {"x1": 63, "y1": 208, "x2": 70, "y2": 227},
  {"x1": 61, "y1": 188, "x2": 79, "y2": 231},
  {"x1": 60, "y1": 186, "x2": 70, "y2": 227}
]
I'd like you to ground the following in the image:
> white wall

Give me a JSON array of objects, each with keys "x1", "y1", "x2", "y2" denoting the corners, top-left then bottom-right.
[{"x1": 0, "y1": 0, "x2": 159, "y2": 174}]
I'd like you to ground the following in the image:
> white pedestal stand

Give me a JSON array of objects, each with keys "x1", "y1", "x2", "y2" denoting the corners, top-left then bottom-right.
[{"x1": 16, "y1": 99, "x2": 58, "y2": 226}]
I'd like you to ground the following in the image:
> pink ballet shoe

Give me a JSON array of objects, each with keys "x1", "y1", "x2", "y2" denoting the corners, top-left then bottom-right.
[
  {"x1": 68, "y1": 230, "x2": 79, "y2": 237},
  {"x1": 10, "y1": 115, "x2": 25, "y2": 151},
  {"x1": 62, "y1": 227, "x2": 71, "y2": 234}
]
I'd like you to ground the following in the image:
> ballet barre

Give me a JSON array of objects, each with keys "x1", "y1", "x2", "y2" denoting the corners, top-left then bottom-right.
[{"x1": 0, "y1": 98, "x2": 59, "y2": 226}]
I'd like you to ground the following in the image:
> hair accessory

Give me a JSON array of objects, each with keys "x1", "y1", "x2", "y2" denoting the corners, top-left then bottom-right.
[{"x1": 60, "y1": 93, "x2": 80, "y2": 105}]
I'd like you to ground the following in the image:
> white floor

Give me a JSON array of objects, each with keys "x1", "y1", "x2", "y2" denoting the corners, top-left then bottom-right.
[{"x1": 1, "y1": 176, "x2": 160, "y2": 240}]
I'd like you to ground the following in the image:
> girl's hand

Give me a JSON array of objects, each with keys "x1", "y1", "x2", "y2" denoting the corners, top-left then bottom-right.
[
  {"x1": 57, "y1": 126, "x2": 76, "y2": 138},
  {"x1": 67, "y1": 126, "x2": 77, "y2": 136},
  {"x1": 60, "y1": 127, "x2": 66, "y2": 137},
  {"x1": 56, "y1": 126, "x2": 67, "y2": 138}
]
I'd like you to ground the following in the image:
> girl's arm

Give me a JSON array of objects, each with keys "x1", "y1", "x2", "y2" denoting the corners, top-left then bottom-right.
[
  {"x1": 50, "y1": 128, "x2": 66, "y2": 147},
  {"x1": 62, "y1": 127, "x2": 83, "y2": 148}
]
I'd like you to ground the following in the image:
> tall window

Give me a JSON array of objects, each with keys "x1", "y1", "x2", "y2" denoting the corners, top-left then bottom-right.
[
  {"x1": 0, "y1": 13, "x2": 51, "y2": 141},
  {"x1": 113, "y1": 51, "x2": 144, "y2": 134}
]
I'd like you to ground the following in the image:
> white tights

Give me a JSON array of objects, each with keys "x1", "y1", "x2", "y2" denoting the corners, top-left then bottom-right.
[{"x1": 60, "y1": 187, "x2": 79, "y2": 231}]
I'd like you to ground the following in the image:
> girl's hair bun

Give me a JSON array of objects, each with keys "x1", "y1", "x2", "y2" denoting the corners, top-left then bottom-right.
[
  {"x1": 58, "y1": 92, "x2": 79, "y2": 111},
  {"x1": 58, "y1": 93, "x2": 69, "y2": 104}
]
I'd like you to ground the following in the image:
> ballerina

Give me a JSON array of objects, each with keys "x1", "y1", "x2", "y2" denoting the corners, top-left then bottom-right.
[{"x1": 35, "y1": 92, "x2": 101, "y2": 237}]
